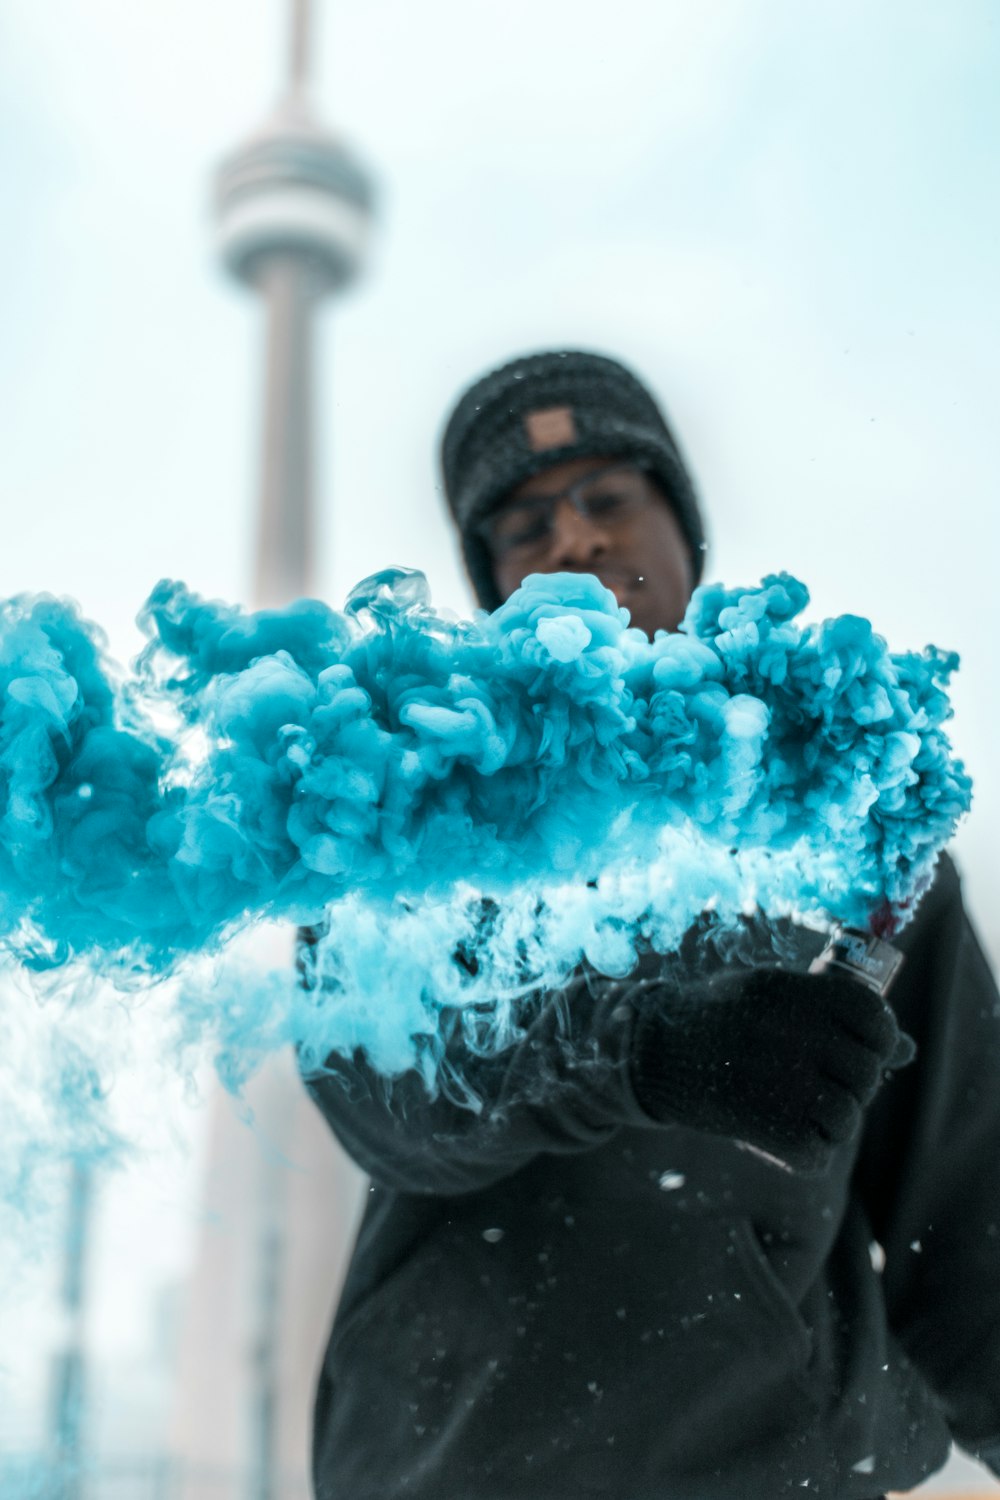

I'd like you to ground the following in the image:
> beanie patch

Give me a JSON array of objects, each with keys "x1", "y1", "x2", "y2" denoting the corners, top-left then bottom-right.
[{"x1": 524, "y1": 404, "x2": 578, "y2": 452}]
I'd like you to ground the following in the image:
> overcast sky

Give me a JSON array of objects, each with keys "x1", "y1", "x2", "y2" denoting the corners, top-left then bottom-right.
[{"x1": 1, "y1": 0, "x2": 998, "y2": 1453}]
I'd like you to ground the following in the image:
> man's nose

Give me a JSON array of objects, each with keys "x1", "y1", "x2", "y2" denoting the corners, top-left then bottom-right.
[{"x1": 548, "y1": 499, "x2": 607, "y2": 568}]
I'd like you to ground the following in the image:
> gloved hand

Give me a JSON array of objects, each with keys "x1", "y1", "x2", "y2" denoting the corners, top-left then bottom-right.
[{"x1": 629, "y1": 966, "x2": 916, "y2": 1172}]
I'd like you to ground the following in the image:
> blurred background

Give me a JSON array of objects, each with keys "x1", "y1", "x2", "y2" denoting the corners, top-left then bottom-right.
[{"x1": 1, "y1": 0, "x2": 997, "y2": 1494}]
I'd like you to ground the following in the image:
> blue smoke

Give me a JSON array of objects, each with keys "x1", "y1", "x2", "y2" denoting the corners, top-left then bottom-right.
[{"x1": 0, "y1": 568, "x2": 972, "y2": 1128}]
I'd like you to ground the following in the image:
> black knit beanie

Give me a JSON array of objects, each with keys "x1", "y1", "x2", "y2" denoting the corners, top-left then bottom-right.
[{"x1": 439, "y1": 349, "x2": 707, "y2": 611}]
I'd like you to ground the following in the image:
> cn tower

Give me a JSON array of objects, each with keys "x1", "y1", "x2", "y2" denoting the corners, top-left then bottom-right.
[
  {"x1": 215, "y1": 0, "x2": 373, "y2": 606},
  {"x1": 169, "y1": 7, "x2": 373, "y2": 1497}
]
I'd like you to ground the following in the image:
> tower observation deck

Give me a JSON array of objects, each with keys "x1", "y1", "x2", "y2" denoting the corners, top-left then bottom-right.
[{"x1": 214, "y1": 0, "x2": 374, "y2": 605}]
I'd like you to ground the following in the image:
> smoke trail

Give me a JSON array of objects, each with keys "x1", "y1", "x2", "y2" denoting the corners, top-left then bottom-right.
[{"x1": 0, "y1": 568, "x2": 972, "y2": 1116}]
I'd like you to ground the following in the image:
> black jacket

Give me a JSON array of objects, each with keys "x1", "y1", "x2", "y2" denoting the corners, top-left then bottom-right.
[{"x1": 303, "y1": 855, "x2": 1000, "y2": 1499}]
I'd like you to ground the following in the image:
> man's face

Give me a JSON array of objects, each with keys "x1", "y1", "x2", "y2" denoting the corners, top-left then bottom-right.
[{"x1": 487, "y1": 454, "x2": 695, "y2": 636}]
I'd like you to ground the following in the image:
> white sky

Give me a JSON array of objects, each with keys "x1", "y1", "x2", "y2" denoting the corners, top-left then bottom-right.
[{"x1": 1, "y1": 0, "x2": 998, "y2": 1461}]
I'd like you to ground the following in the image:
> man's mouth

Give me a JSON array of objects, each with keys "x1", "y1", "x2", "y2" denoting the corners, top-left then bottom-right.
[
  {"x1": 596, "y1": 567, "x2": 645, "y2": 595},
  {"x1": 559, "y1": 565, "x2": 644, "y2": 594}
]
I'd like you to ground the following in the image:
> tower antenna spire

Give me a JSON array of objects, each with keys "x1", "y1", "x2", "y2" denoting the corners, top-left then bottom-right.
[{"x1": 289, "y1": 0, "x2": 310, "y2": 97}]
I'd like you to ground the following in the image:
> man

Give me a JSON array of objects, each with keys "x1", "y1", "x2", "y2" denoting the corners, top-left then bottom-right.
[{"x1": 302, "y1": 350, "x2": 1000, "y2": 1499}]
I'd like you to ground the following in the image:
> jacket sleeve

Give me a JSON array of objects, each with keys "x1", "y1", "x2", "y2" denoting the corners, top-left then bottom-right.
[
  {"x1": 856, "y1": 854, "x2": 1000, "y2": 1474},
  {"x1": 298, "y1": 941, "x2": 662, "y2": 1196}
]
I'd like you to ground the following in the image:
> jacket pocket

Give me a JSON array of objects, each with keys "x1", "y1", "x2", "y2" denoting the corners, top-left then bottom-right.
[{"x1": 731, "y1": 1217, "x2": 814, "y2": 1372}]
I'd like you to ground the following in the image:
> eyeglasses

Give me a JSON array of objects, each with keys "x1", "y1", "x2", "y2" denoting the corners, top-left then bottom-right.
[{"x1": 478, "y1": 463, "x2": 655, "y2": 561}]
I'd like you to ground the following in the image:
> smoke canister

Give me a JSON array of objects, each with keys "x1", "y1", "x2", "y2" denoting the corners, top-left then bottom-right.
[{"x1": 809, "y1": 928, "x2": 905, "y2": 998}]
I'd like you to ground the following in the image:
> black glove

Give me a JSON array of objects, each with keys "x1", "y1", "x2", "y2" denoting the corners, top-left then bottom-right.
[{"x1": 630, "y1": 966, "x2": 916, "y2": 1172}]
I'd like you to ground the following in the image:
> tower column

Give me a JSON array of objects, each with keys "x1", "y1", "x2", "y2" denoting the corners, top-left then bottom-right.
[
  {"x1": 49, "y1": 1160, "x2": 92, "y2": 1499},
  {"x1": 170, "y1": 6, "x2": 375, "y2": 1494},
  {"x1": 256, "y1": 261, "x2": 321, "y2": 606}
]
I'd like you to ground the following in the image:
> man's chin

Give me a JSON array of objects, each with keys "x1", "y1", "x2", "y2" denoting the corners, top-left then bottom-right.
[
  {"x1": 592, "y1": 570, "x2": 642, "y2": 604},
  {"x1": 596, "y1": 578, "x2": 662, "y2": 636},
  {"x1": 620, "y1": 598, "x2": 683, "y2": 639}
]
